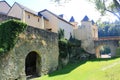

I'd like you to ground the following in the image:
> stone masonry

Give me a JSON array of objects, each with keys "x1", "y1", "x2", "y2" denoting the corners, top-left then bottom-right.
[{"x1": 0, "y1": 26, "x2": 59, "y2": 80}]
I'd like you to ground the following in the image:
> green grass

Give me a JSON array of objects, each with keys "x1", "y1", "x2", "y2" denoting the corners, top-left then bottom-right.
[{"x1": 32, "y1": 58, "x2": 120, "y2": 80}]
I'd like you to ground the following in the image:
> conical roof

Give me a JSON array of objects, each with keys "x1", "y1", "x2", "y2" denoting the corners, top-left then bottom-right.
[
  {"x1": 69, "y1": 16, "x2": 75, "y2": 22},
  {"x1": 81, "y1": 15, "x2": 89, "y2": 21}
]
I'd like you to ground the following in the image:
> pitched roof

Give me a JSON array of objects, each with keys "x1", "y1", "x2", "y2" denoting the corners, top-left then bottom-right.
[
  {"x1": 38, "y1": 9, "x2": 73, "y2": 26},
  {"x1": 0, "y1": 1, "x2": 11, "y2": 8},
  {"x1": 69, "y1": 16, "x2": 75, "y2": 22},
  {"x1": 0, "y1": 1, "x2": 11, "y2": 14},
  {"x1": 14, "y1": 2, "x2": 37, "y2": 15},
  {"x1": 81, "y1": 15, "x2": 89, "y2": 21}
]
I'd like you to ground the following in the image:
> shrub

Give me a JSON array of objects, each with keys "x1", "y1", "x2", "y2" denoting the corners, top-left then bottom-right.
[{"x1": 59, "y1": 38, "x2": 69, "y2": 58}]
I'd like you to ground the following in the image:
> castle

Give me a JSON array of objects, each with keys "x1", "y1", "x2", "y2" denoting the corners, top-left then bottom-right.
[{"x1": 0, "y1": 1, "x2": 98, "y2": 80}]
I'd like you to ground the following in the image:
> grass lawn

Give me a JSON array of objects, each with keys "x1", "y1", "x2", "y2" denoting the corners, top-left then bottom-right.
[{"x1": 31, "y1": 57, "x2": 120, "y2": 80}]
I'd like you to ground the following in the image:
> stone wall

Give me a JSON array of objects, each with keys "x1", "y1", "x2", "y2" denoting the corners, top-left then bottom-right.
[{"x1": 0, "y1": 26, "x2": 59, "y2": 80}]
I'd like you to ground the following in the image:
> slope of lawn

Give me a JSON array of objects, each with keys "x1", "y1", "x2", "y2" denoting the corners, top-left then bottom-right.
[{"x1": 32, "y1": 57, "x2": 120, "y2": 80}]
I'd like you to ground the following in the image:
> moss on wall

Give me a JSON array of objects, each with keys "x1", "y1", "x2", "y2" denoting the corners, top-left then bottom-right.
[{"x1": 0, "y1": 19, "x2": 27, "y2": 54}]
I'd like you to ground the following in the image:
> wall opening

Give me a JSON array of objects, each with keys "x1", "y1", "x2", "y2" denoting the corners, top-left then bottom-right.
[
  {"x1": 96, "y1": 45, "x2": 111, "y2": 58},
  {"x1": 25, "y1": 51, "x2": 41, "y2": 78},
  {"x1": 100, "y1": 45, "x2": 111, "y2": 58}
]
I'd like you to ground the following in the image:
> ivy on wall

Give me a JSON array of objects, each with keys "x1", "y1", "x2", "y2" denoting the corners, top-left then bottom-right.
[{"x1": 0, "y1": 19, "x2": 27, "y2": 54}]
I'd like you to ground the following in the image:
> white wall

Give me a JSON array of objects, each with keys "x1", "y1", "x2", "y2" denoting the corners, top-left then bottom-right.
[
  {"x1": 40, "y1": 10, "x2": 73, "y2": 40},
  {"x1": 40, "y1": 11, "x2": 58, "y2": 33},
  {"x1": 8, "y1": 3, "x2": 22, "y2": 19},
  {"x1": 58, "y1": 19, "x2": 73, "y2": 40}
]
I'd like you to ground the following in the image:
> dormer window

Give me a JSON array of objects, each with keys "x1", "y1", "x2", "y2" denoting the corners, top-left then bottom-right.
[{"x1": 28, "y1": 15, "x2": 30, "y2": 19}]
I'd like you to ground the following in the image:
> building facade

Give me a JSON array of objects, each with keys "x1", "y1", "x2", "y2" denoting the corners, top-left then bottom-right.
[
  {"x1": 74, "y1": 16, "x2": 98, "y2": 54},
  {"x1": 7, "y1": 2, "x2": 48, "y2": 29},
  {"x1": 39, "y1": 9, "x2": 74, "y2": 40}
]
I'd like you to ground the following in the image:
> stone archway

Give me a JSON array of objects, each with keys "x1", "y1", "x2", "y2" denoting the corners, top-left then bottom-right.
[
  {"x1": 25, "y1": 51, "x2": 41, "y2": 77},
  {"x1": 95, "y1": 45, "x2": 111, "y2": 58}
]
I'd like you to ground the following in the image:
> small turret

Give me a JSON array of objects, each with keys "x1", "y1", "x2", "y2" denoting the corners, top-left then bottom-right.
[
  {"x1": 69, "y1": 16, "x2": 78, "y2": 29},
  {"x1": 81, "y1": 15, "x2": 89, "y2": 21}
]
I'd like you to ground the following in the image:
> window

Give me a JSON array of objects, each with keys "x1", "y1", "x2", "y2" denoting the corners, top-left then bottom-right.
[
  {"x1": 38, "y1": 18, "x2": 39, "y2": 22},
  {"x1": 47, "y1": 28, "x2": 52, "y2": 31},
  {"x1": 28, "y1": 15, "x2": 30, "y2": 19}
]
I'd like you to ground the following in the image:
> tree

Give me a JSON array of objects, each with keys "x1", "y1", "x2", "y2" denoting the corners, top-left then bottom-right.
[
  {"x1": 88, "y1": 0, "x2": 120, "y2": 20},
  {"x1": 58, "y1": 29, "x2": 64, "y2": 39},
  {"x1": 53, "y1": 0, "x2": 120, "y2": 20}
]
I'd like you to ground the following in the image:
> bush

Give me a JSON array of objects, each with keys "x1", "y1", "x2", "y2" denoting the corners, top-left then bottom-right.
[{"x1": 59, "y1": 38, "x2": 69, "y2": 58}]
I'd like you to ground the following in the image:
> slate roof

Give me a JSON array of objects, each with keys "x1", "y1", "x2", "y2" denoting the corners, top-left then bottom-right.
[
  {"x1": 59, "y1": 14, "x2": 64, "y2": 18},
  {"x1": 37, "y1": 13, "x2": 49, "y2": 20},
  {"x1": 81, "y1": 15, "x2": 89, "y2": 21},
  {"x1": 38, "y1": 9, "x2": 73, "y2": 26},
  {"x1": 69, "y1": 16, "x2": 75, "y2": 22}
]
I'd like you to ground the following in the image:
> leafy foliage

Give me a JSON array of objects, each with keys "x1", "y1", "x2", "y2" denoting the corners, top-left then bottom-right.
[
  {"x1": 58, "y1": 28, "x2": 64, "y2": 39},
  {"x1": 58, "y1": 29, "x2": 82, "y2": 59},
  {"x1": 0, "y1": 19, "x2": 27, "y2": 54},
  {"x1": 100, "y1": 46, "x2": 111, "y2": 54},
  {"x1": 88, "y1": 0, "x2": 120, "y2": 20},
  {"x1": 59, "y1": 38, "x2": 69, "y2": 58}
]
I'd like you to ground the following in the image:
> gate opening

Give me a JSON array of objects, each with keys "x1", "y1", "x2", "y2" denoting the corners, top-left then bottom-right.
[{"x1": 25, "y1": 51, "x2": 41, "y2": 77}]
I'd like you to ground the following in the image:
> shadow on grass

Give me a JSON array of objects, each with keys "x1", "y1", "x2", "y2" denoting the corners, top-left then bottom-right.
[
  {"x1": 49, "y1": 60, "x2": 87, "y2": 77},
  {"x1": 90, "y1": 57, "x2": 120, "y2": 62},
  {"x1": 48, "y1": 57, "x2": 120, "y2": 77}
]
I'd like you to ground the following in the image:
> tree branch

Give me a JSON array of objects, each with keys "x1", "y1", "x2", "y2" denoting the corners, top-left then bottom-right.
[{"x1": 105, "y1": 9, "x2": 120, "y2": 20}]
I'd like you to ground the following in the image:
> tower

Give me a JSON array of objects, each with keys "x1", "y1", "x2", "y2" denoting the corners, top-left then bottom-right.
[{"x1": 80, "y1": 15, "x2": 96, "y2": 54}]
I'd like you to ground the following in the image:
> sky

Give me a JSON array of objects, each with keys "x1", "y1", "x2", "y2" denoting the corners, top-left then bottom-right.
[{"x1": 2, "y1": 0, "x2": 118, "y2": 24}]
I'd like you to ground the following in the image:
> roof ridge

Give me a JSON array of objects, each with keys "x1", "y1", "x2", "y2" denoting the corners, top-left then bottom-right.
[
  {"x1": 14, "y1": 2, "x2": 37, "y2": 15},
  {"x1": 0, "y1": 0, "x2": 11, "y2": 8},
  {"x1": 39, "y1": 9, "x2": 73, "y2": 26}
]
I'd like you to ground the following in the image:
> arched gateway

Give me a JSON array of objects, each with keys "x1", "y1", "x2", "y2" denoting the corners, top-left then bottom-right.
[
  {"x1": 0, "y1": 26, "x2": 59, "y2": 80},
  {"x1": 25, "y1": 51, "x2": 41, "y2": 77}
]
